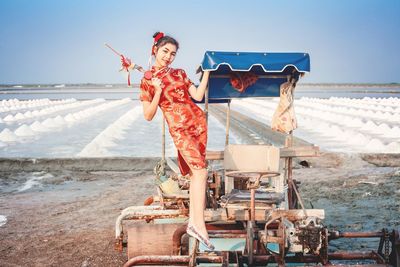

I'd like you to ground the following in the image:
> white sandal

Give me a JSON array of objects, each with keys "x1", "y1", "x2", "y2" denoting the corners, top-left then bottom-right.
[{"x1": 186, "y1": 224, "x2": 215, "y2": 251}]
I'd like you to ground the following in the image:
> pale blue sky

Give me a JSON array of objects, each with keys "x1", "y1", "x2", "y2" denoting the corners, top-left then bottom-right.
[{"x1": 0, "y1": 0, "x2": 399, "y2": 84}]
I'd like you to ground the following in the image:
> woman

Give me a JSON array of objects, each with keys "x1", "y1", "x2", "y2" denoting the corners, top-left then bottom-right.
[{"x1": 138, "y1": 32, "x2": 214, "y2": 250}]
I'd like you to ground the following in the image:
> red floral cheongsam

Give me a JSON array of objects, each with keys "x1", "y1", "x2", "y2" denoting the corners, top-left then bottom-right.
[{"x1": 140, "y1": 66, "x2": 207, "y2": 176}]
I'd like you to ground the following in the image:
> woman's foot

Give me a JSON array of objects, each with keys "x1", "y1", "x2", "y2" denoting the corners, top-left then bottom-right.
[{"x1": 186, "y1": 224, "x2": 215, "y2": 251}]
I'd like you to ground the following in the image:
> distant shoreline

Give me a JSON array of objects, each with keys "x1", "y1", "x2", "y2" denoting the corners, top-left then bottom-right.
[
  {"x1": 297, "y1": 83, "x2": 400, "y2": 88},
  {"x1": 0, "y1": 82, "x2": 400, "y2": 89}
]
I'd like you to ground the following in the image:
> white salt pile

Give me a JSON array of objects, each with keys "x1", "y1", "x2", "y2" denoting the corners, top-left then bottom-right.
[
  {"x1": 14, "y1": 124, "x2": 36, "y2": 137},
  {"x1": 0, "y1": 128, "x2": 18, "y2": 142},
  {"x1": 30, "y1": 121, "x2": 46, "y2": 132},
  {"x1": 77, "y1": 106, "x2": 140, "y2": 157},
  {"x1": 233, "y1": 97, "x2": 400, "y2": 153}
]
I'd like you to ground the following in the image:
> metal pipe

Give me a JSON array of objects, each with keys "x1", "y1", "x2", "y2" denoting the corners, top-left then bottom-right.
[
  {"x1": 123, "y1": 256, "x2": 190, "y2": 267},
  {"x1": 329, "y1": 231, "x2": 384, "y2": 239},
  {"x1": 328, "y1": 252, "x2": 380, "y2": 261},
  {"x1": 209, "y1": 233, "x2": 247, "y2": 238},
  {"x1": 123, "y1": 255, "x2": 223, "y2": 267},
  {"x1": 209, "y1": 230, "x2": 246, "y2": 235},
  {"x1": 124, "y1": 252, "x2": 383, "y2": 267},
  {"x1": 249, "y1": 188, "x2": 255, "y2": 222},
  {"x1": 249, "y1": 252, "x2": 381, "y2": 264},
  {"x1": 172, "y1": 224, "x2": 188, "y2": 255}
]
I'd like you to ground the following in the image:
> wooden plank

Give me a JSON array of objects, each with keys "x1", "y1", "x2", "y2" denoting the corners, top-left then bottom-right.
[
  {"x1": 206, "y1": 146, "x2": 320, "y2": 161},
  {"x1": 280, "y1": 146, "x2": 320, "y2": 158},
  {"x1": 206, "y1": 150, "x2": 224, "y2": 160}
]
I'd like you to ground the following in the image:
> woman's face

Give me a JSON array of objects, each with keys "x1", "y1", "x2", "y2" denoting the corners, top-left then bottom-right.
[{"x1": 154, "y1": 43, "x2": 177, "y2": 68}]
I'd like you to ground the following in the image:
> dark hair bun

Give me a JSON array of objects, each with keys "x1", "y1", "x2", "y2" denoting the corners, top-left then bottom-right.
[{"x1": 153, "y1": 32, "x2": 161, "y2": 38}]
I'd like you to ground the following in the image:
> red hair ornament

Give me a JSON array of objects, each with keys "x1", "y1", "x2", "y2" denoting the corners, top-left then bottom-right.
[
  {"x1": 154, "y1": 32, "x2": 164, "y2": 44},
  {"x1": 144, "y1": 32, "x2": 165, "y2": 80}
]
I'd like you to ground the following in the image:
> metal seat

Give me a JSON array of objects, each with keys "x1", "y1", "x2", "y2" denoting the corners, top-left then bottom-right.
[
  {"x1": 223, "y1": 144, "x2": 281, "y2": 221},
  {"x1": 220, "y1": 189, "x2": 284, "y2": 205}
]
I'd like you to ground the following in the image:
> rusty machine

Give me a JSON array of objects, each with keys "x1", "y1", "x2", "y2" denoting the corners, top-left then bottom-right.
[{"x1": 115, "y1": 51, "x2": 400, "y2": 266}]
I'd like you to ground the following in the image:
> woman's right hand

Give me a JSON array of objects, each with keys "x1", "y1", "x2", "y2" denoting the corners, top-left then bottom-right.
[{"x1": 151, "y1": 78, "x2": 163, "y2": 95}]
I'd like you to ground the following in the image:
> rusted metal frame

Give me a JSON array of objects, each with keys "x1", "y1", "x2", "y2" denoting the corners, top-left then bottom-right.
[
  {"x1": 250, "y1": 187, "x2": 256, "y2": 222},
  {"x1": 244, "y1": 251, "x2": 386, "y2": 264},
  {"x1": 329, "y1": 229, "x2": 396, "y2": 264},
  {"x1": 172, "y1": 224, "x2": 189, "y2": 255},
  {"x1": 330, "y1": 231, "x2": 386, "y2": 240},
  {"x1": 284, "y1": 134, "x2": 294, "y2": 209},
  {"x1": 328, "y1": 251, "x2": 384, "y2": 261},
  {"x1": 115, "y1": 233, "x2": 124, "y2": 252},
  {"x1": 289, "y1": 178, "x2": 308, "y2": 217},
  {"x1": 245, "y1": 220, "x2": 255, "y2": 265},
  {"x1": 234, "y1": 251, "x2": 244, "y2": 267},
  {"x1": 214, "y1": 171, "x2": 221, "y2": 200},
  {"x1": 172, "y1": 227, "x2": 248, "y2": 256},
  {"x1": 209, "y1": 229, "x2": 247, "y2": 238},
  {"x1": 189, "y1": 238, "x2": 199, "y2": 267},
  {"x1": 221, "y1": 251, "x2": 230, "y2": 267},
  {"x1": 124, "y1": 214, "x2": 186, "y2": 221},
  {"x1": 389, "y1": 229, "x2": 400, "y2": 267},
  {"x1": 204, "y1": 208, "x2": 325, "y2": 223},
  {"x1": 123, "y1": 255, "x2": 189, "y2": 267},
  {"x1": 298, "y1": 265, "x2": 389, "y2": 267},
  {"x1": 124, "y1": 252, "x2": 388, "y2": 266}
]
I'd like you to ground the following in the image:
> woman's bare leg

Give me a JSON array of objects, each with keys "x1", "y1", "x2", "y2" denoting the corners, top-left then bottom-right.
[{"x1": 189, "y1": 168, "x2": 209, "y2": 238}]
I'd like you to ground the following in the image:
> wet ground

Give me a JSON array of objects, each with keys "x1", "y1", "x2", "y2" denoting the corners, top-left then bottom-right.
[
  {"x1": 297, "y1": 153, "x2": 400, "y2": 254},
  {"x1": 0, "y1": 153, "x2": 399, "y2": 266}
]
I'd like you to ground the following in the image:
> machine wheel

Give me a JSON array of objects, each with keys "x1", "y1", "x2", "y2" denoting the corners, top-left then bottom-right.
[{"x1": 127, "y1": 223, "x2": 186, "y2": 258}]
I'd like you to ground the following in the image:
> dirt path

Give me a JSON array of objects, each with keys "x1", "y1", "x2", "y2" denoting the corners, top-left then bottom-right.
[{"x1": 0, "y1": 171, "x2": 155, "y2": 267}]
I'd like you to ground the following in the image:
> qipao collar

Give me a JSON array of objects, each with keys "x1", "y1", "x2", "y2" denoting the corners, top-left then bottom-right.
[
  {"x1": 144, "y1": 66, "x2": 171, "y2": 80},
  {"x1": 151, "y1": 66, "x2": 171, "y2": 78}
]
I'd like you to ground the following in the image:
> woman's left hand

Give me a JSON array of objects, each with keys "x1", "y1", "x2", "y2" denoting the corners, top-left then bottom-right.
[{"x1": 151, "y1": 78, "x2": 163, "y2": 95}]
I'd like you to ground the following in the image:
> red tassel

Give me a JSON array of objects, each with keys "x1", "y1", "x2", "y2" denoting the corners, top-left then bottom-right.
[{"x1": 127, "y1": 73, "x2": 131, "y2": 86}]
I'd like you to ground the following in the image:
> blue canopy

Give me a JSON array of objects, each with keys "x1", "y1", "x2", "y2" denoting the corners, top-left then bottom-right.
[
  {"x1": 200, "y1": 51, "x2": 310, "y2": 73},
  {"x1": 198, "y1": 51, "x2": 310, "y2": 100}
]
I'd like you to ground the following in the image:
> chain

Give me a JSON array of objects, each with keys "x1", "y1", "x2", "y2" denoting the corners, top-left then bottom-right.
[
  {"x1": 384, "y1": 228, "x2": 390, "y2": 263},
  {"x1": 153, "y1": 159, "x2": 166, "y2": 185}
]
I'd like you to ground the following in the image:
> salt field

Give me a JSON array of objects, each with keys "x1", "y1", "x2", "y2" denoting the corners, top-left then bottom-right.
[
  {"x1": 232, "y1": 96, "x2": 400, "y2": 153},
  {"x1": 0, "y1": 96, "x2": 239, "y2": 157},
  {"x1": 0, "y1": 90, "x2": 399, "y2": 157}
]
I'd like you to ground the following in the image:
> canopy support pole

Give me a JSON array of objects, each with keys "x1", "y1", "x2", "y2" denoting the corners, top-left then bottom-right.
[
  {"x1": 205, "y1": 84, "x2": 209, "y2": 124},
  {"x1": 225, "y1": 101, "x2": 231, "y2": 146}
]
